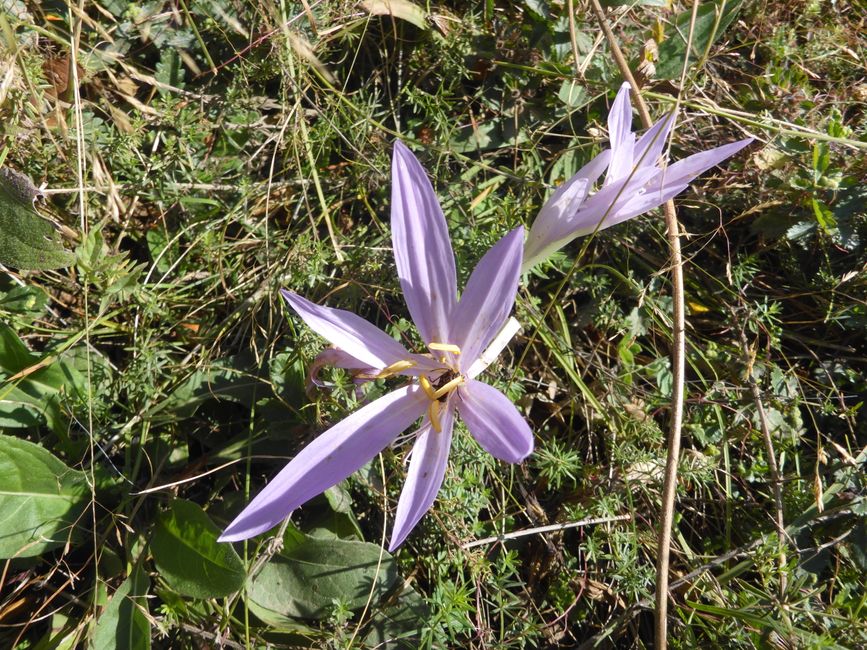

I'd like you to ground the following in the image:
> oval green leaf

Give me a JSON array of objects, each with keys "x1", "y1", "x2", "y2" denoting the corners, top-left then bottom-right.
[
  {"x1": 246, "y1": 534, "x2": 398, "y2": 620},
  {"x1": 150, "y1": 499, "x2": 246, "y2": 599},
  {"x1": 0, "y1": 434, "x2": 88, "y2": 558}
]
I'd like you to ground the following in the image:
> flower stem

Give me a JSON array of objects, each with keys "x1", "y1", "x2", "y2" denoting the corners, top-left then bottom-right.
[{"x1": 587, "y1": 1, "x2": 693, "y2": 647}]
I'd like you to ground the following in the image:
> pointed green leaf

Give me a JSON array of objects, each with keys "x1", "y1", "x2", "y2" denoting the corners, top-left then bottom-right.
[
  {"x1": 151, "y1": 499, "x2": 246, "y2": 598},
  {"x1": 91, "y1": 566, "x2": 150, "y2": 650},
  {"x1": 0, "y1": 324, "x2": 83, "y2": 433}
]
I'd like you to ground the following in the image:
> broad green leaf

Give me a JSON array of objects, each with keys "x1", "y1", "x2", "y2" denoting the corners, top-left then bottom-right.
[
  {"x1": 0, "y1": 434, "x2": 88, "y2": 558},
  {"x1": 832, "y1": 185, "x2": 866, "y2": 251},
  {"x1": 557, "y1": 80, "x2": 590, "y2": 109},
  {"x1": 522, "y1": 0, "x2": 550, "y2": 19},
  {"x1": 0, "y1": 324, "x2": 83, "y2": 433},
  {"x1": 144, "y1": 228, "x2": 176, "y2": 276},
  {"x1": 268, "y1": 351, "x2": 307, "y2": 409},
  {"x1": 155, "y1": 49, "x2": 185, "y2": 94},
  {"x1": 0, "y1": 168, "x2": 74, "y2": 270},
  {"x1": 150, "y1": 499, "x2": 246, "y2": 598},
  {"x1": 655, "y1": 0, "x2": 743, "y2": 80},
  {"x1": 244, "y1": 598, "x2": 318, "y2": 633},
  {"x1": 548, "y1": 145, "x2": 582, "y2": 187},
  {"x1": 306, "y1": 485, "x2": 364, "y2": 540},
  {"x1": 90, "y1": 565, "x2": 150, "y2": 650},
  {"x1": 0, "y1": 361, "x2": 81, "y2": 433},
  {"x1": 246, "y1": 534, "x2": 398, "y2": 620}
]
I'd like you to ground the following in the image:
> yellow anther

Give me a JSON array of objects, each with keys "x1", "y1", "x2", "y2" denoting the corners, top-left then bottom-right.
[
  {"x1": 428, "y1": 342, "x2": 461, "y2": 355},
  {"x1": 375, "y1": 359, "x2": 417, "y2": 379},
  {"x1": 428, "y1": 400, "x2": 442, "y2": 433},
  {"x1": 433, "y1": 376, "x2": 465, "y2": 400},
  {"x1": 418, "y1": 375, "x2": 438, "y2": 400}
]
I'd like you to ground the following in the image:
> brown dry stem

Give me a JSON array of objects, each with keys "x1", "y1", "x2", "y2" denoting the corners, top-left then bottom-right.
[{"x1": 587, "y1": 1, "x2": 696, "y2": 647}]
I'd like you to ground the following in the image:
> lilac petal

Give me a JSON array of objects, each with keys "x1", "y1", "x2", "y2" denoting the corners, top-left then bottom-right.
[
  {"x1": 605, "y1": 183, "x2": 690, "y2": 230},
  {"x1": 457, "y1": 380, "x2": 533, "y2": 463},
  {"x1": 659, "y1": 137, "x2": 754, "y2": 187},
  {"x1": 391, "y1": 141, "x2": 458, "y2": 345},
  {"x1": 282, "y1": 290, "x2": 438, "y2": 373},
  {"x1": 451, "y1": 227, "x2": 523, "y2": 367},
  {"x1": 522, "y1": 150, "x2": 611, "y2": 271},
  {"x1": 388, "y1": 400, "x2": 456, "y2": 550},
  {"x1": 605, "y1": 82, "x2": 636, "y2": 185},
  {"x1": 607, "y1": 137, "x2": 754, "y2": 225},
  {"x1": 220, "y1": 385, "x2": 427, "y2": 542},
  {"x1": 561, "y1": 165, "x2": 660, "y2": 238},
  {"x1": 608, "y1": 82, "x2": 634, "y2": 152},
  {"x1": 634, "y1": 112, "x2": 674, "y2": 170}
]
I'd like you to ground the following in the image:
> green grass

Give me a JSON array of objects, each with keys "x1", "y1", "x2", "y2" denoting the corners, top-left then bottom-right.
[{"x1": 0, "y1": 0, "x2": 864, "y2": 648}]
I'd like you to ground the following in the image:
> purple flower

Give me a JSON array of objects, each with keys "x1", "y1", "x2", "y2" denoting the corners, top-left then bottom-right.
[
  {"x1": 523, "y1": 82, "x2": 754, "y2": 271},
  {"x1": 220, "y1": 142, "x2": 533, "y2": 551}
]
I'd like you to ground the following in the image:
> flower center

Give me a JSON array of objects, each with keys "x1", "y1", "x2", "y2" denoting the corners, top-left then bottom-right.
[
  {"x1": 374, "y1": 342, "x2": 466, "y2": 434},
  {"x1": 418, "y1": 368, "x2": 464, "y2": 433}
]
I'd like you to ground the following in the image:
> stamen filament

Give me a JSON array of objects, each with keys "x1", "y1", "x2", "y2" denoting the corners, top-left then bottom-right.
[
  {"x1": 433, "y1": 376, "x2": 465, "y2": 400},
  {"x1": 428, "y1": 342, "x2": 461, "y2": 355},
  {"x1": 428, "y1": 400, "x2": 442, "y2": 433},
  {"x1": 375, "y1": 359, "x2": 417, "y2": 379},
  {"x1": 418, "y1": 375, "x2": 438, "y2": 400}
]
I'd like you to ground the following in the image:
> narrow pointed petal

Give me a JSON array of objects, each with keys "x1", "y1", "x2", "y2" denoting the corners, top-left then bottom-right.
[
  {"x1": 608, "y1": 82, "x2": 634, "y2": 151},
  {"x1": 634, "y1": 112, "x2": 674, "y2": 170},
  {"x1": 388, "y1": 401, "x2": 456, "y2": 550},
  {"x1": 282, "y1": 290, "x2": 437, "y2": 373},
  {"x1": 603, "y1": 182, "x2": 690, "y2": 230},
  {"x1": 660, "y1": 137, "x2": 754, "y2": 187},
  {"x1": 451, "y1": 227, "x2": 523, "y2": 366},
  {"x1": 391, "y1": 141, "x2": 458, "y2": 345},
  {"x1": 605, "y1": 82, "x2": 636, "y2": 185},
  {"x1": 457, "y1": 380, "x2": 533, "y2": 463},
  {"x1": 558, "y1": 165, "x2": 659, "y2": 238},
  {"x1": 605, "y1": 137, "x2": 754, "y2": 227},
  {"x1": 522, "y1": 150, "x2": 611, "y2": 271},
  {"x1": 220, "y1": 385, "x2": 427, "y2": 542}
]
